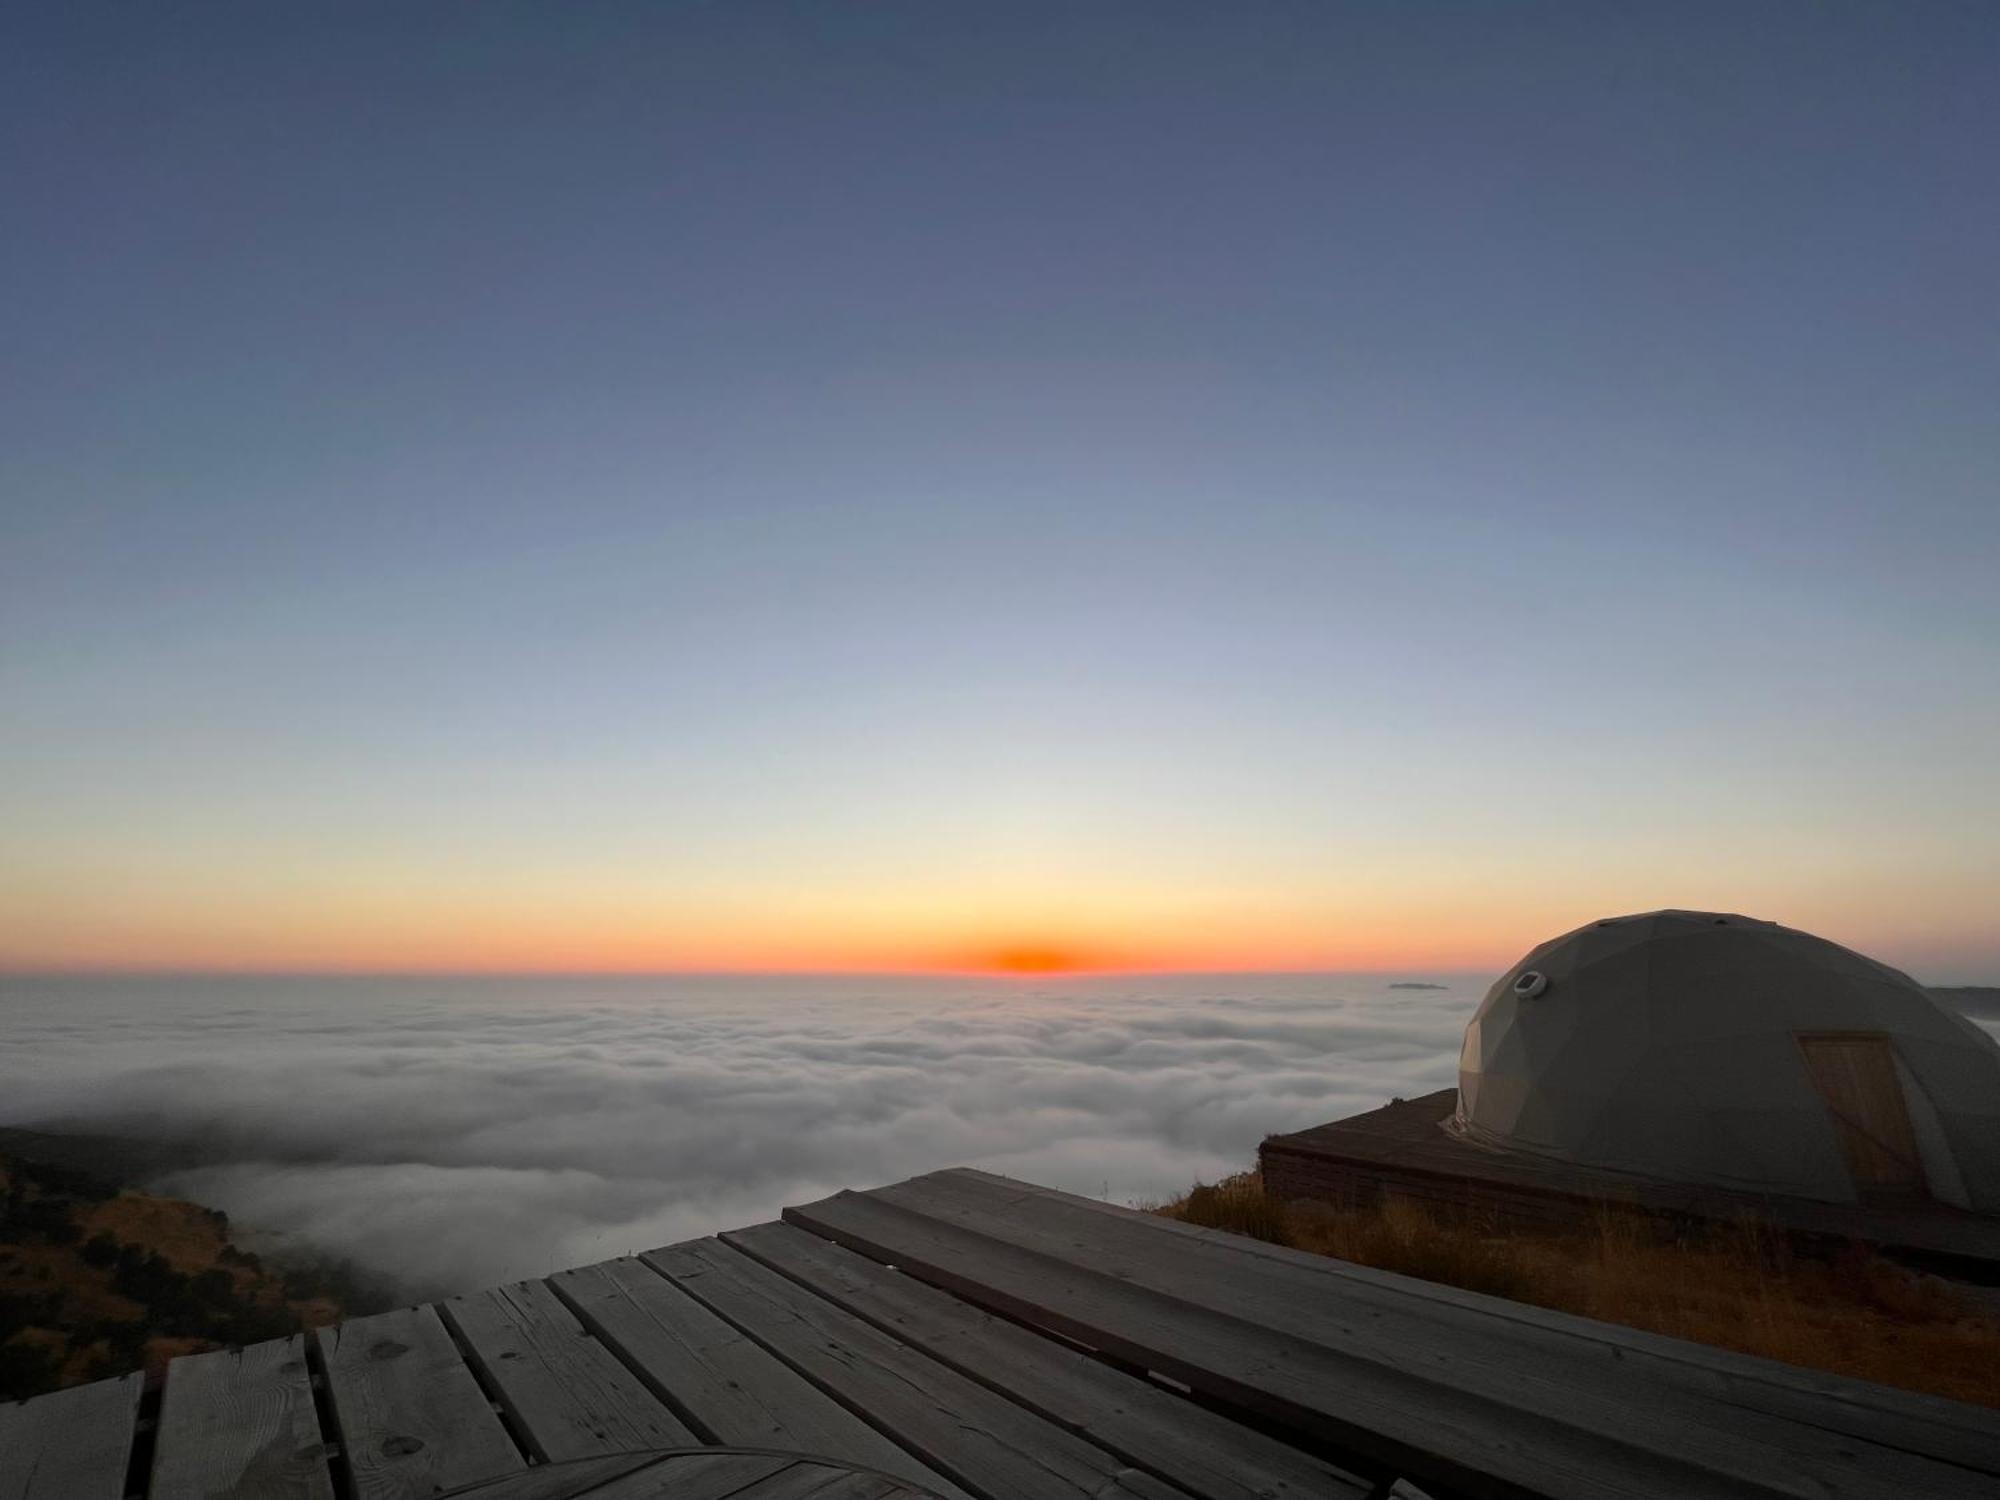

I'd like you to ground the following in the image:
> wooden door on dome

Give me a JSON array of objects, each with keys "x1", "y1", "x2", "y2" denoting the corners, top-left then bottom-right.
[{"x1": 1796, "y1": 1034, "x2": 1927, "y2": 1196}]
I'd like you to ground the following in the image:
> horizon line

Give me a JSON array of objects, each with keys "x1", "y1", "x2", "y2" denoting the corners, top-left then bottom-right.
[{"x1": 0, "y1": 962, "x2": 1499, "y2": 980}]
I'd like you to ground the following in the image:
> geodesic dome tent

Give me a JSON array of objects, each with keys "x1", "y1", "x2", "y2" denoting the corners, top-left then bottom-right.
[{"x1": 1450, "y1": 911, "x2": 2000, "y2": 1211}]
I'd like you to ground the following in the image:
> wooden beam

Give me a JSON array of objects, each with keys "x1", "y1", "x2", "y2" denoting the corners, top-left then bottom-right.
[
  {"x1": 0, "y1": 1372, "x2": 140, "y2": 1500},
  {"x1": 440, "y1": 1278, "x2": 696, "y2": 1462},
  {"x1": 724, "y1": 1218, "x2": 1373, "y2": 1500},
  {"x1": 642, "y1": 1236, "x2": 1183, "y2": 1500},
  {"x1": 549, "y1": 1256, "x2": 966, "y2": 1500},
  {"x1": 150, "y1": 1335, "x2": 334, "y2": 1500},
  {"x1": 912, "y1": 1169, "x2": 2000, "y2": 1480},
  {"x1": 788, "y1": 1176, "x2": 1996, "y2": 1498},
  {"x1": 317, "y1": 1305, "x2": 523, "y2": 1500}
]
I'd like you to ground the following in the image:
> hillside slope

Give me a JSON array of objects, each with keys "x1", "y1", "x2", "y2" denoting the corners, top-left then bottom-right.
[{"x1": 0, "y1": 1154, "x2": 355, "y2": 1399}]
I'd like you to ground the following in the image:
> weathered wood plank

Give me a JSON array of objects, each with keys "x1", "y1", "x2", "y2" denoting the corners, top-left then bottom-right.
[
  {"x1": 887, "y1": 1169, "x2": 2000, "y2": 1490},
  {"x1": 426, "y1": 1452, "x2": 657, "y2": 1500},
  {"x1": 789, "y1": 1182, "x2": 1986, "y2": 1499},
  {"x1": 737, "y1": 1464, "x2": 924, "y2": 1499},
  {"x1": 440, "y1": 1278, "x2": 695, "y2": 1462},
  {"x1": 151, "y1": 1335, "x2": 334, "y2": 1500},
  {"x1": 0, "y1": 1372, "x2": 140, "y2": 1500},
  {"x1": 952, "y1": 1166, "x2": 2000, "y2": 1471},
  {"x1": 549, "y1": 1256, "x2": 967, "y2": 1500},
  {"x1": 432, "y1": 1452, "x2": 937, "y2": 1500},
  {"x1": 641, "y1": 1236, "x2": 1183, "y2": 1500},
  {"x1": 318, "y1": 1304, "x2": 523, "y2": 1499},
  {"x1": 580, "y1": 1452, "x2": 793, "y2": 1500},
  {"x1": 724, "y1": 1218, "x2": 1373, "y2": 1500}
]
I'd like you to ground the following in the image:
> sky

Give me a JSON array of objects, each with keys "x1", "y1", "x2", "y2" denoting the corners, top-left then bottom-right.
[{"x1": 3, "y1": 4, "x2": 1997, "y2": 979}]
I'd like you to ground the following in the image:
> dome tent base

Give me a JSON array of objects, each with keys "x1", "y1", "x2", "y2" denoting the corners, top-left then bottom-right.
[{"x1": 1261, "y1": 1090, "x2": 2000, "y2": 1283}]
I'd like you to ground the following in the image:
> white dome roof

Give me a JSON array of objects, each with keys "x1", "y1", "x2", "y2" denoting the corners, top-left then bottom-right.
[{"x1": 1452, "y1": 911, "x2": 2000, "y2": 1210}]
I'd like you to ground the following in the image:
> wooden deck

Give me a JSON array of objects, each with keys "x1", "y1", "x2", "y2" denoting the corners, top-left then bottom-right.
[
  {"x1": 1261, "y1": 1090, "x2": 2000, "y2": 1276},
  {"x1": 4, "y1": 1169, "x2": 1998, "y2": 1500}
]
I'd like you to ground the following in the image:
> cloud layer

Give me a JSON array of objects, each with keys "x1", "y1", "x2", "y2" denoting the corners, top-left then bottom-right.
[{"x1": 0, "y1": 974, "x2": 1471, "y2": 1292}]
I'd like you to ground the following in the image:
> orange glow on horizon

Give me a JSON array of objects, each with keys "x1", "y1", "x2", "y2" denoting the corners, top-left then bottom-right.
[
  {"x1": 1, "y1": 869, "x2": 1985, "y2": 981},
  {"x1": 16, "y1": 869, "x2": 1958, "y2": 978},
  {"x1": 0, "y1": 924, "x2": 1509, "y2": 977},
  {"x1": 959, "y1": 943, "x2": 1097, "y2": 976}
]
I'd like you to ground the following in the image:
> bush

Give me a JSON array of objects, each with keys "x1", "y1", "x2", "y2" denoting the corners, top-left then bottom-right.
[
  {"x1": 13, "y1": 1160, "x2": 116, "y2": 1203},
  {"x1": 189, "y1": 1268, "x2": 234, "y2": 1305},
  {"x1": 0, "y1": 1291, "x2": 64, "y2": 1338},
  {"x1": 0, "y1": 1338, "x2": 62, "y2": 1402},
  {"x1": 113, "y1": 1250, "x2": 190, "y2": 1311},
  {"x1": 1175, "y1": 1175, "x2": 1292, "y2": 1245},
  {"x1": 2, "y1": 1195, "x2": 82, "y2": 1245},
  {"x1": 80, "y1": 1233, "x2": 120, "y2": 1268}
]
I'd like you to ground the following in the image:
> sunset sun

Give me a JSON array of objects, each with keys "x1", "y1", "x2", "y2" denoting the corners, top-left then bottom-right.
[{"x1": 982, "y1": 944, "x2": 1090, "y2": 976}]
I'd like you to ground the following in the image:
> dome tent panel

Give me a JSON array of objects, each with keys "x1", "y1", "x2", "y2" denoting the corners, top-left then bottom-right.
[
  {"x1": 1893, "y1": 1036, "x2": 2000, "y2": 1212},
  {"x1": 1571, "y1": 1067, "x2": 1711, "y2": 1180},
  {"x1": 1643, "y1": 1037, "x2": 1855, "y2": 1198},
  {"x1": 1894, "y1": 1053, "x2": 1974, "y2": 1210},
  {"x1": 1459, "y1": 1069, "x2": 1537, "y2": 1146},
  {"x1": 1451, "y1": 911, "x2": 2000, "y2": 1208}
]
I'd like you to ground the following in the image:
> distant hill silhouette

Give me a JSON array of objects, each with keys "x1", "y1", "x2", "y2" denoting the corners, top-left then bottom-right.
[{"x1": 1933, "y1": 986, "x2": 2000, "y2": 1020}]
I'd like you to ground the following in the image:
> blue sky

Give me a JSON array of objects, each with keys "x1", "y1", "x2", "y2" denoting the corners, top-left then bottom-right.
[{"x1": 3, "y1": 4, "x2": 1996, "y2": 975}]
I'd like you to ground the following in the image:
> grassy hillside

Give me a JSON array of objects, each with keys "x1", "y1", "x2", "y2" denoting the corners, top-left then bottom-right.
[
  {"x1": 1154, "y1": 1171, "x2": 2000, "y2": 1409},
  {"x1": 0, "y1": 1153, "x2": 373, "y2": 1400}
]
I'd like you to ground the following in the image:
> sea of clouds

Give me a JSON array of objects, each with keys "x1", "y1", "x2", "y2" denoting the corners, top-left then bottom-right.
[{"x1": 0, "y1": 973, "x2": 1474, "y2": 1294}]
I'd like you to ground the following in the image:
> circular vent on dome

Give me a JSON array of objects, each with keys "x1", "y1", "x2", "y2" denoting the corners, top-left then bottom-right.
[{"x1": 1513, "y1": 970, "x2": 1549, "y2": 999}]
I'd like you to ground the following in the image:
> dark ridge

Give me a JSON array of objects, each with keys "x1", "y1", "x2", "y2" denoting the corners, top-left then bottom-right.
[{"x1": 1932, "y1": 986, "x2": 2000, "y2": 1020}]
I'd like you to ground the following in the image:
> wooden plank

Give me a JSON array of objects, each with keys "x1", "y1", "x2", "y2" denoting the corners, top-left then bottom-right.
[
  {"x1": 788, "y1": 1185, "x2": 1609, "y2": 1499},
  {"x1": 723, "y1": 1218, "x2": 1373, "y2": 1500},
  {"x1": 581, "y1": 1452, "x2": 794, "y2": 1500},
  {"x1": 918, "y1": 1168, "x2": 2000, "y2": 1463},
  {"x1": 428, "y1": 1453, "x2": 660, "y2": 1499},
  {"x1": 151, "y1": 1335, "x2": 334, "y2": 1500},
  {"x1": 438, "y1": 1450, "x2": 937, "y2": 1500},
  {"x1": 550, "y1": 1257, "x2": 966, "y2": 1499},
  {"x1": 432, "y1": 1452, "x2": 937, "y2": 1500},
  {"x1": 0, "y1": 1372, "x2": 140, "y2": 1500},
  {"x1": 789, "y1": 1181, "x2": 1988, "y2": 1499},
  {"x1": 640, "y1": 1236, "x2": 1184, "y2": 1500},
  {"x1": 439, "y1": 1278, "x2": 696, "y2": 1461},
  {"x1": 968, "y1": 1165, "x2": 2000, "y2": 1469},
  {"x1": 736, "y1": 1465, "x2": 927, "y2": 1499},
  {"x1": 910, "y1": 1169, "x2": 2000, "y2": 1477},
  {"x1": 317, "y1": 1304, "x2": 523, "y2": 1500},
  {"x1": 432, "y1": 1452, "x2": 795, "y2": 1500}
]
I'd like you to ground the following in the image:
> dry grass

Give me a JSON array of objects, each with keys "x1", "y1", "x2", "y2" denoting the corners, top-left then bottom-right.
[
  {"x1": 2, "y1": 1158, "x2": 358, "y2": 1398},
  {"x1": 81, "y1": 1193, "x2": 233, "y2": 1277},
  {"x1": 1154, "y1": 1171, "x2": 2000, "y2": 1408}
]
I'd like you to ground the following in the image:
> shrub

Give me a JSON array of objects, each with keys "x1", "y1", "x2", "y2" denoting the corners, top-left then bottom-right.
[
  {"x1": 1175, "y1": 1175, "x2": 1293, "y2": 1244},
  {"x1": 80, "y1": 1233, "x2": 120, "y2": 1268},
  {"x1": 189, "y1": 1268, "x2": 235, "y2": 1305},
  {"x1": 0, "y1": 1338, "x2": 62, "y2": 1402}
]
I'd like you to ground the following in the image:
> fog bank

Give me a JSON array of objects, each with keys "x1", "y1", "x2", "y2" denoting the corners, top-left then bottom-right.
[{"x1": 0, "y1": 973, "x2": 1472, "y2": 1292}]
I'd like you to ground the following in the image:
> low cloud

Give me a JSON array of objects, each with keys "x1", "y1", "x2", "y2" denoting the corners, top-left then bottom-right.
[{"x1": 1, "y1": 975, "x2": 1473, "y2": 1293}]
